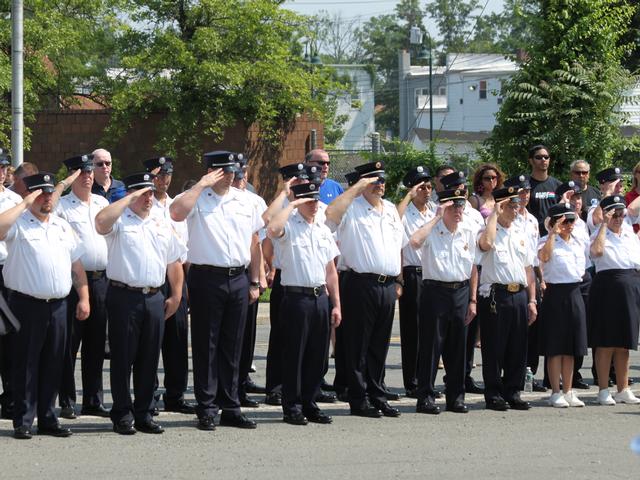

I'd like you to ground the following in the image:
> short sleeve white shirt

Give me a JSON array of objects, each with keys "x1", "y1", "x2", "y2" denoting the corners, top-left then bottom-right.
[
  {"x1": 402, "y1": 202, "x2": 434, "y2": 267},
  {"x1": 0, "y1": 188, "x2": 22, "y2": 264},
  {"x1": 538, "y1": 234, "x2": 587, "y2": 283},
  {"x1": 479, "y1": 222, "x2": 531, "y2": 288},
  {"x1": 421, "y1": 219, "x2": 480, "y2": 282},
  {"x1": 590, "y1": 227, "x2": 640, "y2": 272}
]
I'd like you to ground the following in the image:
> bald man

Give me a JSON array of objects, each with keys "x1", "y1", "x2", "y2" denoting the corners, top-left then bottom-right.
[
  {"x1": 305, "y1": 149, "x2": 344, "y2": 205},
  {"x1": 91, "y1": 149, "x2": 126, "y2": 203}
]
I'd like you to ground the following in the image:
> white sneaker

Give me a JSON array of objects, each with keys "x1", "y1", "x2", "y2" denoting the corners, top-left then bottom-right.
[
  {"x1": 548, "y1": 392, "x2": 569, "y2": 408},
  {"x1": 598, "y1": 389, "x2": 616, "y2": 405},
  {"x1": 564, "y1": 390, "x2": 585, "y2": 407},
  {"x1": 614, "y1": 388, "x2": 640, "y2": 404}
]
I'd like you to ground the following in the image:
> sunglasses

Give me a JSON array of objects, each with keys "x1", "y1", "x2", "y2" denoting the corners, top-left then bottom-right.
[
  {"x1": 482, "y1": 176, "x2": 498, "y2": 181},
  {"x1": 533, "y1": 155, "x2": 550, "y2": 160},
  {"x1": 95, "y1": 161, "x2": 111, "y2": 167},
  {"x1": 312, "y1": 161, "x2": 330, "y2": 166},
  {"x1": 572, "y1": 171, "x2": 589, "y2": 175},
  {"x1": 562, "y1": 218, "x2": 576, "y2": 225}
]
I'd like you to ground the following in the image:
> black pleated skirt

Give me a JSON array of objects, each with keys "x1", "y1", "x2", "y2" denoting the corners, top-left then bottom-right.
[
  {"x1": 538, "y1": 282, "x2": 587, "y2": 356},
  {"x1": 588, "y1": 269, "x2": 640, "y2": 350}
]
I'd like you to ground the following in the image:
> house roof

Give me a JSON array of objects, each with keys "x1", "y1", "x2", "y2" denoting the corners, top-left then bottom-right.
[{"x1": 407, "y1": 53, "x2": 517, "y2": 78}]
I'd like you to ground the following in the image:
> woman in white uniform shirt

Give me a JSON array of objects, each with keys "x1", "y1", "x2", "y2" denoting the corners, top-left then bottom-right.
[
  {"x1": 589, "y1": 195, "x2": 640, "y2": 406},
  {"x1": 537, "y1": 203, "x2": 588, "y2": 408}
]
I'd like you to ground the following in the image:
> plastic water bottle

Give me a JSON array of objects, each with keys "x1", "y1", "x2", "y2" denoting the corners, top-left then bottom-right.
[{"x1": 524, "y1": 367, "x2": 534, "y2": 393}]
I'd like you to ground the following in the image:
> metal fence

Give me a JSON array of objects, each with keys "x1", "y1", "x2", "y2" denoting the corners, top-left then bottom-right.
[{"x1": 325, "y1": 149, "x2": 370, "y2": 186}]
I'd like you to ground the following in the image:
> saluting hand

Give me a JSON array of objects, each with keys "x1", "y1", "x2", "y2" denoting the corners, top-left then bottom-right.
[
  {"x1": 560, "y1": 190, "x2": 574, "y2": 204},
  {"x1": 353, "y1": 176, "x2": 378, "y2": 193},
  {"x1": 408, "y1": 182, "x2": 422, "y2": 200},
  {"x1": 331, "y1": 306, "x2": 341, "y2": 328},
  {"x1": 282, "y1": 178, "x2": 294, "y2": 197},
  {"x1": 23, "y1": 189, "x2": 43, "y2": 208},
  {"x1": 290, "y1": 197, "x2": 315, "y2": 208},
  {"x1": 603, "y1": 208, "x2": 616, "y2": 224},
  {"x1": 435, "y1": 200, "x2": 453, "y2": 218},
  {"x1": 602, "y1": 179, "x2": 620, "y2": 197},
  {"x1": 494, "y1": 198, "x2": 508, "y2": 216},
  {"x1": 551, "y1": 215, "x2": 564, "y2": 235},
  {"x1": 198, "y1": 169, "x2": 225, "y2": 189},
  {"x1": 76, "y1": 298, "x2": 90, "y2": 321},
  {"x1": 126, "y1": 186, "x2": 152, "y2": 204},
  {"x1": 62, "y1": 168, "x2": 81, "y2": 187}
]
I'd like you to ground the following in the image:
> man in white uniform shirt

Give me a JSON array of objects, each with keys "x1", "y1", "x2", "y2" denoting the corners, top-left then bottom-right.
[
  {"x1": 0, "y1": 173, "x2": 89, "y2": 439},
  {"x1": 0, "y1": 152, "x2": 23, "y2": 420},
  {"x1": 56, "y1": 154, "x2": 111, "y2": 420},
  {"x1": 326, "y1": 160, "x2": 408, "y2": 419},
  {"x1": 396, "y1": 166, "x2": 434, "y2": 398},
  {"x1": 410, "y1": 187, "x2": 480, "y2": 414},
  {"x1": 170, "y1": 151, "x2": 263, "y2": 431},
  {"x1": 96, "y1": 172, "x2": 185, "y2": 435},
  {"x1": 267, "y1": 181, "x2": 341, "y2": 425},
  {"x1": 143, "y1": 156, "x2": 194, "y2": 415},
  {"x1": 477, "y1": 185, "x2": 537, "y2": 412}
]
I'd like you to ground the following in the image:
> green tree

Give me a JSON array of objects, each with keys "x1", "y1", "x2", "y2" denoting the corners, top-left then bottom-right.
[
  {"x1": 104, "y1": 0, "x2": 341, "y2": 158},
  {"x1": 486, "y1": 0, "x2": 637, "y2": 177},
  {"x1": 620, "y1": 2, "x2": 640, "y2": 73},
  {"x1": 0, "y1": 0, "x2": 127, "y2": 149},
  {"x1": 426, "y1": 0, "x2": 480, "y2": 54}
]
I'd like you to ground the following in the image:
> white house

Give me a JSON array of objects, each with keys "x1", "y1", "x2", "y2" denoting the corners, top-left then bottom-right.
[{"x1": 328, "y1": 64, "x2": 375, "y2": 150}]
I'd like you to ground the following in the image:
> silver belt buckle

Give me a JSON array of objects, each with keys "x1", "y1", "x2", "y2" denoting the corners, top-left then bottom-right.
[
  {"x1": 313, "y1": 286, "x2": 321, "y2": 297},
  {"x1": 142, "y1": 287, "x2": 150, "y2": 294},
  {"x1": 229, "y1": 267, "x2": 239, "y2": 276},
  {"x1": 377, "y1": 274, "x2": 388, "y2": 283}
]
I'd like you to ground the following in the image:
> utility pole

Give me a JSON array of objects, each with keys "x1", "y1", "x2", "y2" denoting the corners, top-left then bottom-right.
[{"x1": 11, "y1": 0, "x2": 24, "y2": 167}]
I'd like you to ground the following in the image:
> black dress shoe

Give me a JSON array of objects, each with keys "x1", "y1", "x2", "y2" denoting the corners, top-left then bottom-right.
[
  {"x1": 38, "y1": 424, "x2": 73, "y2": 437},
  {"x1": 446, "y1": 401, "x2": 468, "y2": 413},
  {"x1": 321, "y1": 380, "x2": 335, "y2": 392},
  {"x1": 246, "y1": 380, "x2": 266, "y2": 394},
  {"x1": 532, "y1": 381, "x2": 547, "y2": 392},
  {"x1": 375, "y1": 402, "x2": 401, "y2": 417},
  {"x1": 384, "y1": 390, "x2": 401, "y2": 401},
  {"x1": 465, "y1": 379, "x2": 485, "y2": 394},
  {"x1": 81, "y1": 404, "x2": 111, "y2": 417},
  {"x1": 14, "y1": 426, "x2": 32, "y2": 440},
  {"x1": 337, "y1": 391, "x2": 349, "y2": 402},
  {"x1": 113, "y1": 420, "x2": 136, "y2": 435},
  {"x1": 60, "y1": 406, "x2": 76, "y2": 420},
  {"x1": 485, "y1": 398, "x2": 509, "y2": 411},
  {"x1": 240, "y1": 396, "x2": 260, "y2": 408},
  {"x1": 573, "y1": 379, "x2": 590, "y2": 390},
  {"x1": 164, "y1": 399, "x2": 196, "y2": 414},
  {"x1": 264, "y1": 392, "x2": 282, "y2": 406},
  {"x1": 304, "y1": 410, "x2": 333, "y2": 424},
  {"x1": 350, "y1": 404, "x2": 382, "y2": 418},
  {"x1": 135, "y1": 420, "x2": 164, "y2": 434},
  {"x1": 197, "y1": 415, "x2": 216, "y2": 431},
  {"x1": 220, "y1": 412, "x2": 257, "y2": 429},
  {"x1": 434, "y1": 390, "x2": 443, "y2": 399},
  {"x1": 283, "y1": 412, "x2": 308, "y2": 426},
  {"x1": 416, "y1": 399, "x2": 440, "y2": 415},
  {"x1": 507, "y1": 397, "x2": 530, "y2": 411},
  {"x1": 316, "y1": 391, "x2": 337, "y2": 403},
  {"x1": 152, "y1": 406, "x2": 159, "y2": 416}
]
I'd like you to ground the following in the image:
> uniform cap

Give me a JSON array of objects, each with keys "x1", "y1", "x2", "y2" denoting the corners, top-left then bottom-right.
[
  {"x1": 548, "y1": 202, "x2": 576, "y2": 219},
  {"x1": 64, "y1": 154, "x2": 94, "y2": 172},
  {"x1": 203, "y1": 151, "x2": 240, "y2": 172},
  {"x1": 291, "y1": 180, "x2": 322, "y2": 200},
  {"x1": 279, "y1": 163, "x2": 309, "y2": 180},
  {"x1": 595, "y1": 167, "x2": 622, "y2": 184},
  {"x1": 402, "y1": 166, "x2": 431, "y2": 188},
  {"x1": 493, "y1": 185, "x2": 521, "y2": 203},
  {"x1": 345, "y1": 171, "x2": 360, "y2": 187},
  {"x1": 24, "y1": 172, "x2": 56, "y2": 193},
  {"x1": 354, "y1": 161, "x2": 385, "y2": 179},
  {"x1": 600, "y1": 195, "x2": 626, "y2": 212},
  {"x1": 123, "y1": 172, "x2": 156, "y2": 191},
  {"x1": 143, "y1": 156, "x2": 174, "y2": 174},
  {"x1": 555, "y1": 180, "x2": 583, "y2": 197},
  {"x1": 440, "y1": 170, "x2": 466, "y2": 189},
  {"x1": 504, "y1": 174, "x2": 530, "y2": 190},
  {"x1": 438, "y1": 188, "x2": 466, "y2": 206}
]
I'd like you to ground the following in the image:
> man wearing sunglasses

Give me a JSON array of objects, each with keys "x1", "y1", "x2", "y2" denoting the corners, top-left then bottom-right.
[
  {"x1": 304, "y1": 149, "x2": 343, "y2": 205},
  {"x1": 569, "y1": 160, "x2": 600, "y2": 220},
  {"x1": 91, "y1": 149, "x2": 126, "y2": 203},
  {"x1": 527, "y1": 145, "x2": 561, "y2": 236}
]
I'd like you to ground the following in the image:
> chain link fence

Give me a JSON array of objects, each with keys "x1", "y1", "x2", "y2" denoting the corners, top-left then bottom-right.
[{"x1": 325, "y1": 149, "x2": 370, "y2": 186}]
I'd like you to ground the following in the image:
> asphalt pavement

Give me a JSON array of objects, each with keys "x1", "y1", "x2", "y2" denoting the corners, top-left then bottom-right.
[{"x1": 1, "y1": 303, "x2": 639, "y2": 479}]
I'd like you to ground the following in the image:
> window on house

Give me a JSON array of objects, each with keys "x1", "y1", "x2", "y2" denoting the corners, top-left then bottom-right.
[
  {"x1": 438, "y1": 86, "x2": 447, "y2": 96},
  {"x1": 479, "y1": 80, "x2": 487, "y2": 100}
]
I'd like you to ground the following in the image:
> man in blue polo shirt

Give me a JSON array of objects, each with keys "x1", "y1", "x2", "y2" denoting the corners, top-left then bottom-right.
[{"x1": 305, "y1": 149, "x2": 343, "y2": 205}]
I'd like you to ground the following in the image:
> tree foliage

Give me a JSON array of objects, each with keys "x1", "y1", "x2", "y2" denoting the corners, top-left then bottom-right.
[{"x1": 486, "y1": 0, "x2": 637, "y2": 176}]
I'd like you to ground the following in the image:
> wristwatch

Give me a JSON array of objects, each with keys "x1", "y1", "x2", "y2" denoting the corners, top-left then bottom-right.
[{"x1": 249, "y1": 281, "x2": 260, "y2": 289}]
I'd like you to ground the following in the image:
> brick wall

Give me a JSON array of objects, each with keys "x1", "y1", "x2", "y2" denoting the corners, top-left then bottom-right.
[{"x1": 26, "y1": 110, "x2": 323, "y2": 201}]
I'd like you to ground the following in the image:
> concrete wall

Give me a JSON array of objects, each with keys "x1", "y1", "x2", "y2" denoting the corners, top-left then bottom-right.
[{"x1": 26, "y1": 110, "x2": 323, "y2": 201}]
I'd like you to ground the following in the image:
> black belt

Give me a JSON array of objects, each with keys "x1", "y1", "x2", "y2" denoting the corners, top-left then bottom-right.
[
  {"x1": 191, "y1": 264, "x2": 246, "y2": 276},
  {"x1": 424, "y1": 279, "x2": 469, "y2": 290},
  {"x1": 492, "y1": 283, "x2": 525, "y2": 293},
  {"x1": 403, "y1": 266, "x2": 422, "y2": 274},
  {"x1": 284, "y1": 286, "x2": 326, "y2": 297},
  {"x1": 349, "y1": 271, "x2": 396, "y2": 285},
  {"x1": 110, "y1": 280, "x2": 161, "y2": 295},
  {"x1": 86, "y1": 270, "x2": 106, "y2": 280},
  {"x1": 10, "y1": 290, "x2": 64, "y2": 304}
]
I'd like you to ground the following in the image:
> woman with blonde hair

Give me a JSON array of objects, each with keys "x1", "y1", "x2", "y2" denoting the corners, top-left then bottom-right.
[{"x1": 469, "y1": 163, "x2": 504, "y2": 220}]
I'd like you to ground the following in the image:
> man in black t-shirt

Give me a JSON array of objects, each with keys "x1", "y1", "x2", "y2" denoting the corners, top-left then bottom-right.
[{"x1": 527, "y1": 145, "x2": 561, "y2": 236}]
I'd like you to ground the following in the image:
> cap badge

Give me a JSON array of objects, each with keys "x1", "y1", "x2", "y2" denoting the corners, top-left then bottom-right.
[
  {"x1": 228, "y1": 154, "x2": 234, "y2": 161},
  {"x1": 508, "y1": 187, "x2": 514, "y2": 193},
  {"x1": 159, "y1": 157, "x2": 166, "y2": 165},
  {"x1": 81, "y1": 155, "x2": 88, "y2": 162},
  {"x1": 614, "y1": 196, "x2": 620, "y2": 202},
  {"x1": 454, "y1": 189, "x2": 461, "y2": 196},
  {"x1": 615, "y1": 167, "x2": 620, "y2": 174},
  {"x1": 564, "y1": 202, "x2": 570, "y2": 208},
  {"x1": 568, "y1": 181, "x2": 574, "y2": 187},
  {"x1": 458, "y1": 171, "x2": 464, "y2": 178},
  {"x1": 43, "y1": 175, "x2": 50, "y2": 182},
  {"x1": 237, "y1": 154, "x2": 244, "y2": 161},
  {"x1": 375, "y1": 162, "x2": 382, "y2": 169},
  {"x1": 519, "y1": 175, "x2": 525, "y2": 182},
  {"x1": 309, "y1": 184, "x2": 316, "y2": 190},
  {"x1": 311, "y1": 166, "x2": 317, "y2": 173},
  {"x1": 417, "y1": 166, "x2": 423, "y2": 173},
  {"x1": 297, "y1": 164, "x2": 303, "y2": 170},
  {"x1": 143, "y1": 174, "x2": 150, "y2": 181}
]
